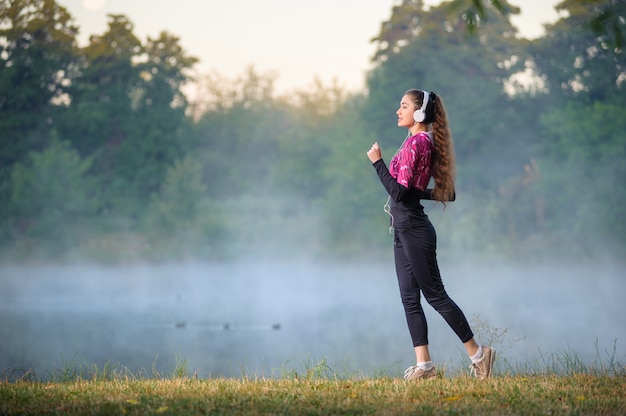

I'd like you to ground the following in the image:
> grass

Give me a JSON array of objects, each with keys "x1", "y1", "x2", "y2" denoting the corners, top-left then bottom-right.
[
  {"x1": 1, "y1": 350, "x2": 625, "y2": 416},
  {"x1": 1, "y1": 373, "x2": 624, "y2": 415}
]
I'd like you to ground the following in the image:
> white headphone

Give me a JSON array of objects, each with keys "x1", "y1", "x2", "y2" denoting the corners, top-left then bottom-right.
[{"x1": 413, "y1": 90, "x2": 430, "y2": 123}]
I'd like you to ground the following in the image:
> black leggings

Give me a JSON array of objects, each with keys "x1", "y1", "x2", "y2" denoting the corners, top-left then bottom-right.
[{"x1": 393, "y1": 221, "x2": 473, "y2": 347}]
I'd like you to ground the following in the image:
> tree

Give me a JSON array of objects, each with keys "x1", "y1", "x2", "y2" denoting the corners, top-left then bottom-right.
[
  {"x1": 59, "y1": 15, "x2": 198, "y2": 219},
  {"x1": 587, "y1": 0, "x2": 626, "y2": 49},
  {"x1": 109, "y1": 30, "x2": 198, "y2": 216},
  {"x1": 446, "y1": 0, "x2": 516, "y2": 32},
  {"x1": 190, "y1": 70, "x2": 360, "y2": 258},
  {"x1": 271, "y1": 77, "x2": 348, "y2": 200},
  {"x1": 7, "y1": 138, "x2": 96, "y2": 256},
  {"x1": 138, "y1": 31, "x2": 198, "y2": 135},
  {"x1": 521, "y1": 1, "x2": 626, "y2": 256},
  {"x1": 535, "y1": 96, "x2": 626, "y2": 255},
  {"x1": 444, "y1": 0, "x2": 624, "y2": 48},
  {"x1": 144, "y1": 156, "x2": 223, "y2": 259},
  {"x1": 529, "y1": 0, "x2": 625, "y2": 101},
  {"x1": 191, "y1": 66, "x2": 289, "y2": 197},
  {"x1": 61, "y1": 14, "x2": 142, "y2": 157},
  {"x1": 316, "y1": 94, "x2": 390, "y2": 256},
  {"x1": 0, "y1": 0, "x2": 78, "y2": 225}
]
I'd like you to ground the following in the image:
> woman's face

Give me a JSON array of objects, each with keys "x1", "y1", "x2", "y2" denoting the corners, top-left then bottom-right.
[{"x1": 397, "y1": 94, "x2": 417, "y2": 129}]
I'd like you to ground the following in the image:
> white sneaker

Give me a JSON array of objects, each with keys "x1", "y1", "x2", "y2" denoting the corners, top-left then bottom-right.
[
  {"x1": 404, "y1": 365, "x2": 436, "y2": 380},
  {"x1": 470, "y1": 346, "x2": 496, "y2": 379}
]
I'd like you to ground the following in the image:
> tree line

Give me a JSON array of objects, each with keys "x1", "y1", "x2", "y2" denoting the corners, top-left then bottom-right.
[{"x1": 1, "y1": 0, "x2": 624, "y2": 263}]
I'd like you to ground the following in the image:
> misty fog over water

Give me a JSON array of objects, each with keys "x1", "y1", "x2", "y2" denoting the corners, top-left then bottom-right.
[{"x1": 1, "y1": 261, "x2": 624, "y2": 379}]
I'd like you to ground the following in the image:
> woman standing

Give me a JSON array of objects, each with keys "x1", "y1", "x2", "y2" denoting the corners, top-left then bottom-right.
[{"x1": 366, "y1": 89, "x2": 495, "y2": 380}]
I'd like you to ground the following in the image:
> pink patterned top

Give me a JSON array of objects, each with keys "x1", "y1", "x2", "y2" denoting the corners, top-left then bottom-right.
[{"x1": 389, "y1": 132, "x2": 433, "y2": 191}]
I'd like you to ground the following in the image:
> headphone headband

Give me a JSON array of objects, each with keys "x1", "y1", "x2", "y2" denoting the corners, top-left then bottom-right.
[{"x1": 420, "y1": 90, "x2": 429, "y2": 114}]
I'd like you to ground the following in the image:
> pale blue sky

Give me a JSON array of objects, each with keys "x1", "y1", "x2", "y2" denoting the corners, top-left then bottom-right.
[{"x1": 58, "y1": 0, "x2": 562, "y2": 93}]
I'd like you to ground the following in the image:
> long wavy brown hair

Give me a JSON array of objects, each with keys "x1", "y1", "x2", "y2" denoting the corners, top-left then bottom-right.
[{"x1": 405, "y1": 89, "x2": 456, "y2": 203}]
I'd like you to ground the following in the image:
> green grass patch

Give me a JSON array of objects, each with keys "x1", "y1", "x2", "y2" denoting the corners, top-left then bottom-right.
[
  {"x1": 2, "y1": 348, "x2": 626, "y2": 416},
  {"x1": 2, "y1": 342, "x2": 625, "y2": 415},
  {"x1": 1, "y1": 373, "x2": 625, "y2": 415}
]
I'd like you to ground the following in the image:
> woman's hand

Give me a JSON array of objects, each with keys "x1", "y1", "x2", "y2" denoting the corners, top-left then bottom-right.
[{"x1": 367, "y1": 142, "x2": 382, "y2": 163}]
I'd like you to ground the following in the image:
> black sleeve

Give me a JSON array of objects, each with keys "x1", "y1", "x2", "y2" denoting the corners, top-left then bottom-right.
[
  {"x1": 421, "y1": 189, "x2": 433, "y2": 200},
  {"x1": 372, "y1": 159, "x2": 455, "y2": 202},
  {"x1": 372, "y1": 159, "x2": 410, "y2": 202},
  {"x1": 420, "y1": 189, "x2": 456, "y2": 201}
]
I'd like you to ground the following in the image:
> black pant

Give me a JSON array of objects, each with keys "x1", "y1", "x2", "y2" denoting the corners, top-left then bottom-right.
[{"x1": 394, "y1": 220, "x2": 473, "y2": 347}]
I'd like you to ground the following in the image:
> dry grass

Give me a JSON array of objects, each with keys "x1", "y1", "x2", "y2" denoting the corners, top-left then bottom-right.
[
  {"x1": 1, "y1": 373, "x2": 625, "y2": 415},
  {"x1": 2, "y1": 345, "x2": 625, "y2": 415}
]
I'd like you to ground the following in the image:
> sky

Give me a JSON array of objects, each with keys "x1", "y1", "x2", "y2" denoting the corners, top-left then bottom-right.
[{"x1": 57, "y1": 0, "x2": 563, "y2": 93}]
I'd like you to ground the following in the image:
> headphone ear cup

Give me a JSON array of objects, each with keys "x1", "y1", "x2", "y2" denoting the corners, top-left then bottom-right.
[{"x1": 414, "y1": 90, "x2": 430, "y2": 123}]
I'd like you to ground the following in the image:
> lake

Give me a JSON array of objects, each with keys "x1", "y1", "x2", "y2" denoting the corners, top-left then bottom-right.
[{"x1": 1, "y1": 260, "x2": 624, "y2": 379}]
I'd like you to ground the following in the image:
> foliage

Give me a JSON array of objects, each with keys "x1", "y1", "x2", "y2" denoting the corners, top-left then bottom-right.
[
  {"x1": 0, "y1": 0, "x2": 78, "y2": 144},
  {"x1": 56, "y1": 14, "x2": 198, "y2": 219},
  {"x1": 191, "y1": 67, "x2": 291, "y2": 197},
  {"x1": 0, "y1": 0, "x2": 625, "y2": 262},
  {"x1": 316, "y1": 95, "x2": 391, "y2": 255},
  {"x1": 536, "y1": 95, "x2": 626, "y2": 252},
  {"x1": 446, "y1": 0, "x2": 520, "y2": 33},
  {"x1": 143, "y1": 155, "x2": 224, "y2": 260},
  {"x1": 6, "y1": 138, "x2": 96, "y2": 257},
  {"x1": 584, "y1": 0, "x2": 626, "y2": 49},
  {"x1": 0, "y1": 0, "x2": 79, "y2": 228},
  {"x1": 529, "y1": 0, "x2": 626, "y2": 100}
]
